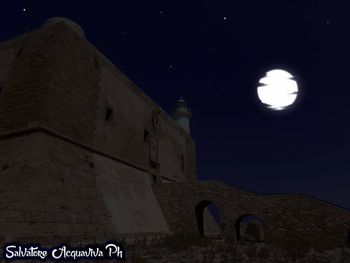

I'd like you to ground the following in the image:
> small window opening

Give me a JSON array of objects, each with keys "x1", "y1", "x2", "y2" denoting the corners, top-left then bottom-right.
[
  {"x1": 144, "y1": 130, "x2": 150, "y2": 143},
  {"x1": 1, "y1": 164, "x2": 9, "y2": 171},
  {"x1": 105, "y1": 107, "x2": 113, "y2": 122},
  {"x1": 150, "y1": 160, "x2": 159, "y2": 169}
]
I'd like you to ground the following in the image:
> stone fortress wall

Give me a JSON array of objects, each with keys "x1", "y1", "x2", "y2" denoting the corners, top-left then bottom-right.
[
  {"x1": 0, "y1": 20, "x2": 195, "y2": 244},
  {"x1": 0, "y1": 19, "x2": 196, "y2": 184},
  {"x1": 153, "y1": 181, "x2": 350, "y2": 250},
  {"x1": 0, "y1": 18, "x2": 349, "y2": 251}
]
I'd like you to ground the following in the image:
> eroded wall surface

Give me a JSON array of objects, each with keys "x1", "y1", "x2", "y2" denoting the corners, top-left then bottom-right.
[
  {"x1": 0, "y1": 133, "x2": 169, "y2": 244},
  {"x1": 0, "y1": 21, "x2": 197, "y2": 184},
  {"x1": 153, "y1": 181, "x2": 350, "y2": 249},
  {"x1": 0, "y1": 22, "x2": 196, "y2": 242},
  {"x1": 93, "y1": 153, "x2": 169, "y2": 234}
]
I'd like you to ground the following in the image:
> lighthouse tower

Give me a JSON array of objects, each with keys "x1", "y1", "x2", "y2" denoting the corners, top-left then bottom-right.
[{"x1": 173, "y1": 97, "x2": 192, "y2": 134}]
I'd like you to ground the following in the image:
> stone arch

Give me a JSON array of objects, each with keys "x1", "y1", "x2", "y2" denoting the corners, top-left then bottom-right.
[
  {"x1": 235, "y1": 214, "x2": 264, "y2": 242},
  {"x1": 195, "y1": 200, "x2": 222, "y2": 238}
]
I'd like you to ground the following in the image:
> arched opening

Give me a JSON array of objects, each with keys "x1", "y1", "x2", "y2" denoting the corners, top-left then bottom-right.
[
  {"x1": 235, "y1": 214, "x2": 263, "y2": 242},
  {"x1": 195, "y1": 201, "x2": 221, "y2": 238}
]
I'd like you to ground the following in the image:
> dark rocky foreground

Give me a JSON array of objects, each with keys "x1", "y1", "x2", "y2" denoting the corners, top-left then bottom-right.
[
  {"x1": 0, "y1": 233, "x2": 348, "y2": 262},
  {"x1": 125, "y1": 234, "x2": 350, "y2": 263}
]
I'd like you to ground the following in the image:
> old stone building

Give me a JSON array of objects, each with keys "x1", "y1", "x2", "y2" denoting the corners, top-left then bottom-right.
[{"x1": 0, "y1": 17, "x2": 349, "y2": 261}]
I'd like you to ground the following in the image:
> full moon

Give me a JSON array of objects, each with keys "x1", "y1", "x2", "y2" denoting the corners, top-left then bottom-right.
[{"x1": 257, "y1": 69, "x2": 298, "y2": 111}]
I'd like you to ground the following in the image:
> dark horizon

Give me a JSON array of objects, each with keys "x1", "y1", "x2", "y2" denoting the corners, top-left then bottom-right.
[{"x1": 1, "y1": 0, "x2": 350, "y2": 209}]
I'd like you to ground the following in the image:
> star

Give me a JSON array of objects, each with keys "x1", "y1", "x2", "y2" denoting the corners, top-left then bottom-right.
[
  {"x1": 325, "y1": 20, "x2": 331, "y2": 25},
  {"x1": 22, "y1": 8, "x2": 26, "y2": 12},
  {"x1": 159, "y1": 10, "x2": 163, "y2": 15},
  {"x1": 223, "y1": 17, "x2": 228, "y2": 20},
  {"x1": 169, "y1": 64, "x2": 174, "y2": 69}
]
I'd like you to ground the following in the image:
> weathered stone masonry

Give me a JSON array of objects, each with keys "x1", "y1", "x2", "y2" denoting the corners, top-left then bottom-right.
[
  {"x1": 0, "y1": 18, "x2": 349, "y2": 253},
  {"x1": 0, "y1": 21, "x2": 195, "y2": 244},
  {"x1": 153, "y1": 181, "x2": 350, "y2": 250}
]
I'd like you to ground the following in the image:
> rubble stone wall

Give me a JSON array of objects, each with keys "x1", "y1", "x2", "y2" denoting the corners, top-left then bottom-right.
[{"x1": 153, "y1": 181, "x2": 350, "y2": 249}]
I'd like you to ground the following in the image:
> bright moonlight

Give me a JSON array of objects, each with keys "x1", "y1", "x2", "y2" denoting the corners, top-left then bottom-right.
[{"x1": 257, "y1": 69, "x2": 298, "y2": 111}]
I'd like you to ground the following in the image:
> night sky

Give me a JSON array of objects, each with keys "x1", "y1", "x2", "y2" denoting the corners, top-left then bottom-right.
[{"x1": 1, "y1": 1, "x2": 350, "y2": 209}]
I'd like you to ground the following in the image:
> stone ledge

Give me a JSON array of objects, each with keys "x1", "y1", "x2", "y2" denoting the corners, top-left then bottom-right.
[{"x1": 0, "y1": 125, "x2": 148, "y2": 173}]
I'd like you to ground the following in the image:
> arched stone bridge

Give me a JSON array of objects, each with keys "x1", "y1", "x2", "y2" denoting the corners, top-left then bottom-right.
[{"x1": 152, "y1": 181, "x2": 350, "y2": 249}]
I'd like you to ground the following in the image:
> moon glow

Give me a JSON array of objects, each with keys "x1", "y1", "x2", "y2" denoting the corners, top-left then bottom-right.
[{"x1": 257, "y1": 69, "x2": 298, "y2": 111}]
